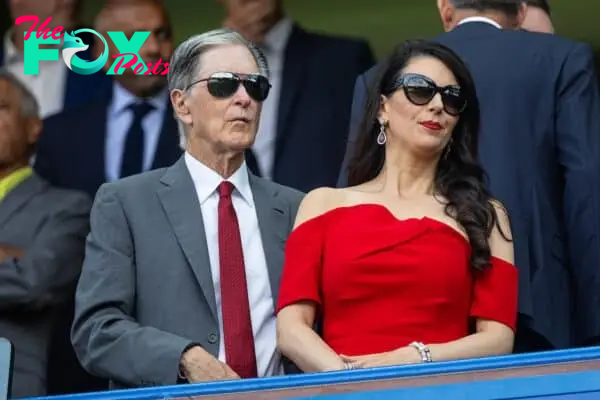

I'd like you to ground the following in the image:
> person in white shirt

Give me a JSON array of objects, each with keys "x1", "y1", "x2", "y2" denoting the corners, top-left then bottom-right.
[
  {"x1": 218, "y1": 0, "x2": 375, "y2": 192},
  {"x1": 70, "y1": 28, "x2": 304, "y2": 389}
]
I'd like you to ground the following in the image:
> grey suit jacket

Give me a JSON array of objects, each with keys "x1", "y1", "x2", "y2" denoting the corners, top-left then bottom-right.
[
  {"x1": 71, "y1": 157, "x2": 304, "y2": 389},
  {"x1": 0, "y1": 173, "x2": 91, "y2": 398}
]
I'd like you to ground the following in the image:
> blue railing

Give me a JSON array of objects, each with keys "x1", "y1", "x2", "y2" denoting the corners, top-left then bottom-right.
[{"x1": 27, "y1": 346, "x2": 600, "y2": 399}]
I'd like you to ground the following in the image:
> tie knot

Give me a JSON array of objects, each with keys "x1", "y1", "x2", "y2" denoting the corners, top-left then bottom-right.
[
  {"x1": 129, "y1": 101, "x2": 154, "y2": 120},
  {"x1": 218, "y1": 181, "x2": 234, "y2": 198}
]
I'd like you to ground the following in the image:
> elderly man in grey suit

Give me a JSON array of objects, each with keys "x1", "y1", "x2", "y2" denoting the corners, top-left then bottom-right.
[
  {"x1": 0, "y1": 68, "x2": 91, "y2": 398},
  {"x1": 71, "y1": 28, "x2": 305, "y2": 388}
]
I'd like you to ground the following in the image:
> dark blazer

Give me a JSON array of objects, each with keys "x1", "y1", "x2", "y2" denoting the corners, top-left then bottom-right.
[
  {"x1": 71, "y1": 158, "x2": 303, "y2": 389},
  {"x1": 0, "y1": 173, "x2": 91, "y2": 398},
  {"x1": 246, "y1": 24, "x2": 374, "y2": 193},
  {"x1": 0, "y1": 31, "x2": 112, "y2": 115},
  {"x1": 33, "y1": 88, "x2": 182, "y2": 199},
  {"x1": 337, "y1": 22, "x2": 600, "y2": 350}
]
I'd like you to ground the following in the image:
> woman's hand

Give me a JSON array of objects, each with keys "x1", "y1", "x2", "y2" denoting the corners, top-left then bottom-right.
[{"x1": 341, "y1": 346, "x2": 422, "y2": 369}]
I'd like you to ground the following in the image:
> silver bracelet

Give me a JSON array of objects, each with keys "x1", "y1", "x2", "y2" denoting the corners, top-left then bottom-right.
[
  {"x1": 343, "y1": 361, "x2": 356, "y2": 370},
  {"x1": 409, "y1": 341, "x2": 432, "y2": 363}
]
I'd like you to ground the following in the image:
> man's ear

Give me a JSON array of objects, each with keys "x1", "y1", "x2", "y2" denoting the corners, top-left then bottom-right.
[
  {"x1": 170, "y1": 89, "x2": 193, "y2": 126},
  {"x1": 25, "y1": 116, "x2": 42, "y2": 147},
  {"x1": 438, "y1": 0, "x2": 456, "y2": 32},
  {"x1": 515, "y1": 3, "x2": 528, "y2": 27}
]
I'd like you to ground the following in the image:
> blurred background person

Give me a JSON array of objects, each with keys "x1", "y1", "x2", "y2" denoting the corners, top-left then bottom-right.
[
  {"x1": 522, "y1": 0, "x2": 554, "y2": 33},
  {"x1": 339, "y1": 0, "x2": 600, "y2": 353},
  {"x1": 219, "y1": 0, "x2": 375, "y2": 192},
  {"x1": 34, "y1": 0, "x2": 181, "y2": 199},
  {"x1": 0, "y1": 68, "x2": 91, "y2": 398},
  {"x1": 1, "y1": 0, "x2": 110, "y2": 119},
  {"x1": 32, "y1": 0, "x2": 181, "y2": 394},
  {"x1": 277, "y1": 40, "x2": 516, "y2": 372}
]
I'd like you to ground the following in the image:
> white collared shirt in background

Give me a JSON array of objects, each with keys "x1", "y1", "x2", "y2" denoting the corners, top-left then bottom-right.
[
  {"x1": 252, "y1": 18, "x2": 294, "y2": 179},
  {"x1": 458, "y1": 16, "x2": 502, "y2": 29},
  {"x1": 3, "y1": 29, "x2": 67, "y2": 118},
  {"x1": 184, "y1": 152, "x2": 282, "y2": 377},
  {"x1": 104, "y1": 82, "x2": 168, "y2": 181}
]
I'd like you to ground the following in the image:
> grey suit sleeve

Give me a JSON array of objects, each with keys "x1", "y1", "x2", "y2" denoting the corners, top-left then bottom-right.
[
  {"x1": 71, "y1": 184, "x2": 194, "y2": 387},
  {"x1": 555, "y1": 43, "x2": 600, "y2": 344},
  {"x1": 337, "y1": 72, "x2": 369, "y2": 187},
  {"x1": 0, "y1": 192, "x2": 91, "y2": 311}
]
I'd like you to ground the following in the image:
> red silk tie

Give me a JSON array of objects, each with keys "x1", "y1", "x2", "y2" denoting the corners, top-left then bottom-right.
[{"x1": 217, "y1": 181, "x2": 258, "y2": 378}]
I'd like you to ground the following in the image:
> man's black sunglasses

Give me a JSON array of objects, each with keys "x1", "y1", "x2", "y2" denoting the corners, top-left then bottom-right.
[
  {"x1": 186, "y1": 72, "x2": 271, "y2": 102},
  {"x1": 390, "y1": 73, "x2": 467, "y2": 116}
]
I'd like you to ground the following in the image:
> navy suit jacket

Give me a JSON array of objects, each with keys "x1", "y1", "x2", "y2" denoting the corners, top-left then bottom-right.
[
  {"x1": 337, "y1": 22, "x2": 600, "y2": 349},
  {"x1": 0, "y1": 31, "x2": 112, "y2": 115},
  {"x1": 245, "y1": 25, "x2": 374, "y2": 193},
  {"x1": 33, "y1": 87, "x2": 182, "y2": 198}
]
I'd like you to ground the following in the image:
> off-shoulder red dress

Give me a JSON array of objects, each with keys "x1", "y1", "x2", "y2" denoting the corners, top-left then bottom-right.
[{"x1": 275, "y1": 204, "x2": 518, "y2": 356}]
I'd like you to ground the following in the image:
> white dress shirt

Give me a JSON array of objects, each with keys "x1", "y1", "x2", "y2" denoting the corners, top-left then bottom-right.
[
  {"x1": 184, "y1": 152, "x2": 282, "y2": 377},
  {"x1": 252, "y1": 18, "x2": 294, "y2": 179},
  {"x1": 104, "y1": 82, "x2": 168, "y2": 181},
  {"x1": 3, "y1": 29, "x2": 67, "y2": 118},
  {"x1": 458, "y1": 16, "x2": 502, "y2": 29}
]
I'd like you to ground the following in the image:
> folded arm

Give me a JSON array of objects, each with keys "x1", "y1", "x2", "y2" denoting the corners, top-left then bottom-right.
[
  {"x1": 71, "y1": 184, "x2": 194, "y2": 387},
  {"x1": 0, "y1": 193, "x2": 91, "y2": 311}
]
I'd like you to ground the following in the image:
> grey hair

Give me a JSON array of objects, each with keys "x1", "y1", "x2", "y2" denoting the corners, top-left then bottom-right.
[
  {"x1": 0, "y1": 68, "x2": 40, "y2": 118},
  {"x1": 167, "y1": 28, "x2": 269, "y2": 93}
]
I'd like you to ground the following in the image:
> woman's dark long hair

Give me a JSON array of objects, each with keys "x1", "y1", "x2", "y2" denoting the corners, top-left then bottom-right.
[{"x1": 348, "y1": 39, "x2": 504, "y2": 271}]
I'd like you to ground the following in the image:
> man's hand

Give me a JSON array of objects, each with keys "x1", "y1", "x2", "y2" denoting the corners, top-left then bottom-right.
[
  {"x1": 223, "y1": 1, "x2": 278, "y2": 44},
  {"x1": 0, "y1": 245, "x2": 24, "y2": 261},
  {"x1": 340, "y1": 347, "x2": 422, "y2": 369},
  {"x1": 180, "y1": 345, "x2": 240, "y2": 382}
]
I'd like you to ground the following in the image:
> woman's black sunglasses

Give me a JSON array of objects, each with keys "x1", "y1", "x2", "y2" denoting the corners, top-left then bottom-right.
[
  {"x1": 186, "y1": 72, "x2": 271, "y2": 102},
  {"x1": 390, "y1": 73, "x2": 467, "y2": 116}
]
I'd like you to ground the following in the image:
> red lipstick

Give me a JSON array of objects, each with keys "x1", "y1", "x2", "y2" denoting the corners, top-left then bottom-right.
[{"x1": 420, "y1": 121, "x2": 443, "y2": 131}]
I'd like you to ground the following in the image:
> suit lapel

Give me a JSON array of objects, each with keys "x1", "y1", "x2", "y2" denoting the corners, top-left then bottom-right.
[
  {"x1": 156, "y1": 158, "x2": 218, "y2": 321},
  {"x1": 275, "y1": 25, "x2": 312, "y2": 163},
  {"x1": 152, "y1": 100, "x2": 182, "y2": 169},
  {"x1": 0, "y1": 174, "x2": 47, "y2": 228},
  {"x1": 249, "y1": 174, "x2": 289, "y2": 308}
]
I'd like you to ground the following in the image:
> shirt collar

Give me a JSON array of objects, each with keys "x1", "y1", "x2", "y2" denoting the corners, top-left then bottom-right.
[
  {"x1": 184, "y1": 152, "x2": 253, "y2": 206},
  {"x1": 458, "y1": 16, "x2": 502, "y2": 29},
  {"x1": 4, "y1": 28, "x2": 64, "y2": 65},
  {"x1": 262, "y1": 17, "x2": 294, "y2": 53},
  {"x1": 109, "y1": 81, "x2": 168, "y2": 117},
  {"x1": 0, "y1": 166, "x2": 33, "y2": 201}
]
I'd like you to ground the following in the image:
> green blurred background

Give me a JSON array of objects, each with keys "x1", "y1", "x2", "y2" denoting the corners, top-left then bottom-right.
[
  {"x1": 81, "y1": 0, "x2": 599, "y2": 59},
  {"x1": 1, "y1": 1, "x2": 598, "y2": 59}
]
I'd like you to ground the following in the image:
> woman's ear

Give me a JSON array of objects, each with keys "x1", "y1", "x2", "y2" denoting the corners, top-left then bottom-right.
[
  {"x1": 170, "y1": 90, "x2": 193, "y2": 126},
  {"x1": 378, "y1": 94, "x2": 390, "y2": 123}
]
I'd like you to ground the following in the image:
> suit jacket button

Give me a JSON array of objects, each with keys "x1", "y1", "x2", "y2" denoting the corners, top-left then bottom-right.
[{"x1": 208, "y1": 333, "x2": 218, "y2": 344}]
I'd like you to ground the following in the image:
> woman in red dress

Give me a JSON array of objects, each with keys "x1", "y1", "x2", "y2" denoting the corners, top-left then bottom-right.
[{"x1": 275, "y1": 40, "x2": 518, "y2": 372}]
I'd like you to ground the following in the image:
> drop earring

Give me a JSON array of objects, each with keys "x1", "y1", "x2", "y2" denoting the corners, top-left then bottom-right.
[{"x1": 377, "y1": 121, "x2": 387, "y2": 145}]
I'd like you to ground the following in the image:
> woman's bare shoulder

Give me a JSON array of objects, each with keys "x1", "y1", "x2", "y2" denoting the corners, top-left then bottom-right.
[{"x1": 293, "y1": 187, "x2": 350, "y2": 227}]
